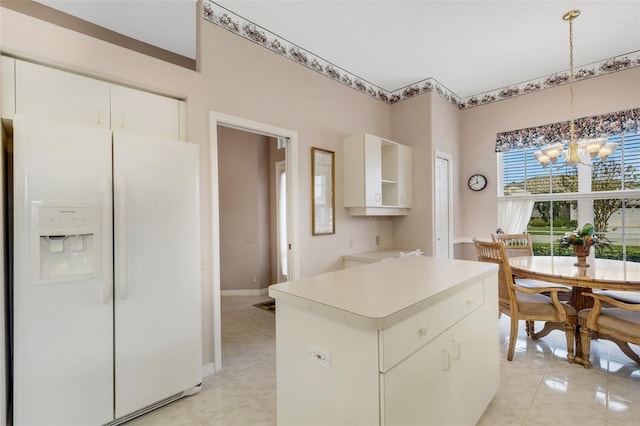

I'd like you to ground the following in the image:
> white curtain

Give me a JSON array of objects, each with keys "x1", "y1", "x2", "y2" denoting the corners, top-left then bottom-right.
[{"x1": 498, "y1": 199, "x2": 535, "y2": 234}]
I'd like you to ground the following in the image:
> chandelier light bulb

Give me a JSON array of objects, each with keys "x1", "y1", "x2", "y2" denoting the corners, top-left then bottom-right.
[
  {"x1": 599, "y1": 142, "x2": 618, "y2": 161},
  {"x1": 541, "y1": 142, "x2": 563, "y2": 160},
  {"x1": 581, "y1": 138, "x2": 606, "y2": 159},
  {"x1": 533, "y1": 151, "x2": 550, "y2": 167}
]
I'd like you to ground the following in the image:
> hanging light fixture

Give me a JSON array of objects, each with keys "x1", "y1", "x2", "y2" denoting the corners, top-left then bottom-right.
[{"x1": 533, "y1": 9, "x2": 616, "y2": 168}]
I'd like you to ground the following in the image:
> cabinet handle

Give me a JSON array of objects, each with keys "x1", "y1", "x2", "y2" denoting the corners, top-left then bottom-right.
[
  {"x1": 418, "y1": 326, "x2": 428, "y2": 336},
  {"x1": 120, "y1": 112, "x2": 126, "y2": 128},
  {"x1": 375, "y1": 193, "x2": 381, "y2": 202},
  {"x1": 452, "y1": 339, "x2": 461, "y2": 360},
  {"x1": 442, "y1": 349, "x2": 452, "y2": 371},
  {"x1": 96, "y1": 108, "x2": 102, "y2": 125},
  {"x1": 465, "y1": 297, "x2": 474, "y2": 306}
]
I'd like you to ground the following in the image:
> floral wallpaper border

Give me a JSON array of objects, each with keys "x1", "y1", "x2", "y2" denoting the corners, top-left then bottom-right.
[
  {"x1": 495, "y1": 108, "x2": 640, "y2": 153},
  {"x1": 203, "y1": 1, "x2": 640, "y2": 110}
]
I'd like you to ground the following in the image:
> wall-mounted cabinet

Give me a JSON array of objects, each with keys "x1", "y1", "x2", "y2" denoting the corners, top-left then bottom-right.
[
  {"x1": 1, "y1": 56, "x2": 16, "y2": 119},
  {"x1": 2, "y1": 58, "x2": 186, "y2": 141},
  {"x1": 14, "y1": 59, "x2": 111, "y2": 129},
  {"x1": 110, "y1": 85, "x2": 184, "y2": 141},
  {"x1": 343, "y1": 133, "x2": 412, "y2": 216}
]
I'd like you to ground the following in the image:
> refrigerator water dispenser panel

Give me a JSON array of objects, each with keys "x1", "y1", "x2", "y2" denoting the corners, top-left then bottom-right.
[{"x1": 34, "y1": 203, "x2": 100, "y2": 283}]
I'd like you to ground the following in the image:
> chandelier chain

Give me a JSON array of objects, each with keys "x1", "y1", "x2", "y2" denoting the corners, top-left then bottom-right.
[
  {"x1": 569, "y1": 15, "x2": 575, "y2": 144},
  {"x1": 533, "y1": 9, "x2": 617, "y2": 168}
]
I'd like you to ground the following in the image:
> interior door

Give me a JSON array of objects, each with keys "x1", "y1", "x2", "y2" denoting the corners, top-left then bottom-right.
[
  {"x1": 113, "y1": 131, "x2": 201, "y2": 418},
  {"x1": 435, "y1": 155, "x2": 451, "y2": 258},
  {"x1": 275, "y1": 160, "x2": 288, "y2": 282},
  {"x1": 12, "y1": 115, "x2": 113, "y2": 425}
]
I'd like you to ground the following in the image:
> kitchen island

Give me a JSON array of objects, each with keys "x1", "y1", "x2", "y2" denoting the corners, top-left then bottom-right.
[
  {"x1": 268, "y1": 255, "x2": 499, "y2": 426},
  {"x1": 341, "y1": 248, "x2": 423, "y2": 268}
]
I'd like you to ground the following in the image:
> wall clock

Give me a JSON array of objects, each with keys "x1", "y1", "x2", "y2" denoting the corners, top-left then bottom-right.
[{"x1": 468, "y1": 174, "x2": 487, "y2": 191}]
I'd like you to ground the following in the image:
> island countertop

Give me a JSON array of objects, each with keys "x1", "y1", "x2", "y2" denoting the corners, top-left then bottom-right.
[
  {"x1": 268, "y1": 255, "x2": 497, "y2": 329},
  {"x1": 341, "y1": 248, "x2": 422, "y2": 263}
]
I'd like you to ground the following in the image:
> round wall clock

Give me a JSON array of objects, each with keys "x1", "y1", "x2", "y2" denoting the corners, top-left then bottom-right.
[{"x1": 468, "y1": 174, "x2": 487, "y2": 191}]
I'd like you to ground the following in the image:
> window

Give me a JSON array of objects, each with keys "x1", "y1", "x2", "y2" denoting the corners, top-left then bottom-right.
[{"x1": 498, "y1": 132, "x2": 640, "y2": 261}]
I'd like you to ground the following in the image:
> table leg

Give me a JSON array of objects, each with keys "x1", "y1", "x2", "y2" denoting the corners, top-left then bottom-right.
[{"x1": 570, "y1": 287, "x2": 594, "y2": 312}]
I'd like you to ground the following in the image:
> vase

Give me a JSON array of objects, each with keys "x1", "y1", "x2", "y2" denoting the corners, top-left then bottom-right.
[{"x1": 572, "y1": 244, "x2": 591, "y2": 267}]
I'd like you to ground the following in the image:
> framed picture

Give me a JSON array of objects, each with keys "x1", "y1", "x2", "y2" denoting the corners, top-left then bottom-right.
[{"x1": 311, "y1": 147, "x2": 335, "y2": 235}]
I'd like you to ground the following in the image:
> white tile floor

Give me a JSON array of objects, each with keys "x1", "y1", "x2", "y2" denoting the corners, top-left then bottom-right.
[{"x1": 126, "y1": 295, "x2": 640, "y2": 426}]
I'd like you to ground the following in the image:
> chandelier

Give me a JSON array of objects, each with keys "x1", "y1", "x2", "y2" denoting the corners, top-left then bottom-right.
[{"x1": 533, "y1": 10, "x2": 617, "y2": 168}]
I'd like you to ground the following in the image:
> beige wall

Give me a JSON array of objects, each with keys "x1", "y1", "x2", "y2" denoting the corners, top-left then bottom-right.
[
  {"x1": 0, "y1": 5, "x2": 393, "y2": 367},
  {"x1": 389, "y1": 91, "x2": 463, "y2": 255},
  {"x1": 218, "y1": 126, "x2": 273, "y2": 292},
  {"x1": 459, "y1": 67, "x2": 640, "y2": 241},
  {"x1": 390, "y1": 93, "x2": 434, "y2": 253},
  {"x1": 2, "y1": 2, "x2": 638, "y2": 371}
]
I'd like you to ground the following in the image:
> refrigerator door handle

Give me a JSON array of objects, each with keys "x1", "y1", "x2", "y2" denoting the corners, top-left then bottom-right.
[
  {"x1": 100, "y1": 177, "x2": 112, "y2": 304},
  {"x1": 117, "y1": 176, "x2": 128, "y2": 300}
]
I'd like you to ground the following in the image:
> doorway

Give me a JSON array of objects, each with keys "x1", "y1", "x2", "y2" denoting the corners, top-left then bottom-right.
[
  {"x1": 434, "y1": 151, "x2": 453, "y2": 259},
  {"x1": 209, "y1": 111, "x2": 300, "y2": 372}
]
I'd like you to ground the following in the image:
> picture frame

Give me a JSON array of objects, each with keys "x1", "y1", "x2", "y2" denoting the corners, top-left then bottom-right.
[{"x1": 311, "y1": 147, "x2": 335, "y2": 235}]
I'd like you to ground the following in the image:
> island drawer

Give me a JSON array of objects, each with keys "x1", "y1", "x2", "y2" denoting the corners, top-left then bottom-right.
[{"x1": 378, "y1": 280, "x2": 484, "y2": 372}]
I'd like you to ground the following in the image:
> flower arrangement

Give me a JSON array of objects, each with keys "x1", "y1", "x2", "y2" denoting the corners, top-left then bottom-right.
[{"x1": 557, "y1": 223, "x2": 608, "y2": 248}]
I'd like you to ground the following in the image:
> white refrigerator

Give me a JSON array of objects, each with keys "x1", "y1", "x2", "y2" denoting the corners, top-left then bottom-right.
[{"x1": 10, "y1": 114, "x2": 202, "y2": 425}]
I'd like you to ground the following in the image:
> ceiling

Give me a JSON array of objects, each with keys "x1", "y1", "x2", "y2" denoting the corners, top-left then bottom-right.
[{"x1": 35, "y1": 0, "x2": 640, "y2": 100}]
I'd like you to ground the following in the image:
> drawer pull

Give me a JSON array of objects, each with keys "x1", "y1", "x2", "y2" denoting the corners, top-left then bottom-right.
[
  {"x1": 465, "y1": 297, "x2": 474, "y2": 306},
  {"x1": 418, "y1": 326, "x2": 428, "y2": 336},
  {"x1": 452, "y1": 339, "x2": 461, "y2": 360},
  {"x1": 442, "y1": 349, "x2": 452, "y2": 371}
]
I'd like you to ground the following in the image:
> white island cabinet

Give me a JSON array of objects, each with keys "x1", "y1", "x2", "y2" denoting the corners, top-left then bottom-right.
[{"x1": 269, "y1": 255, "x2": 499, "y2": 426}]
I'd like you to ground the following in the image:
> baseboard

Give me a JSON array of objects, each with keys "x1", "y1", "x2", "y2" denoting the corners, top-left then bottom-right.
[
  {"x1": 201, "y1": 362, "x2": 215, "y2": 377},
  {"x1": 220, "y1": 288, "x2": 269, "y2": 296}
]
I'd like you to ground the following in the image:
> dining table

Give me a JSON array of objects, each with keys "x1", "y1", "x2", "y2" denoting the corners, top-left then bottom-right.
[
  {"x1": 508, "y1": 255, "x2": 640, "y2": 312},
  {"x1": 508, "y1": 255, "x2": 640, "y2": 365}
]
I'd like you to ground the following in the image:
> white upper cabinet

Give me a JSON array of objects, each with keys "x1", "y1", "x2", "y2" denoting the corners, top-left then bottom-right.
[
  {"x1": 4, "y1": 57, "x2": 186, "y2": 140},
  {"x1": 1, "y1": 56, "x2": 16, "y2": 119},
  {"x1": 343, "y1": 133, "x2": 412, "y2": 216},
  {"x1": 397, "y1": 143, "x2": 412, "y2": 207},
  {"x1": 111, "y1": 85, "x2": 183, "y2": 141},
  {"x1": 15, "y1": 60, "x2": 111, "y2": 128}
]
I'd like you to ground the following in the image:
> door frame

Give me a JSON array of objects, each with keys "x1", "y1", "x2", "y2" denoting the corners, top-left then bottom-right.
[
  {"x1": 209, "y1": 111, "x2": 300, "y2": 372},
  {"x1": 433, "y1": 150, "x2": 454, "y2": 259}
]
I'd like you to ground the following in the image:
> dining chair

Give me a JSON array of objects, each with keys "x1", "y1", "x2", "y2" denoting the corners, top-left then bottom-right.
[
  {"x1": 492, "y1": 232, "x2": 572, "y2": 302},
  {"x1": 578, "y1": 292, "x2": 640, "y2": 368},
  {"x1": 491, "y1": 233, "x2": 534, "y2": 257},
  {"x1": 473, "y1": 238, "x2": 577, "y2": 362}
]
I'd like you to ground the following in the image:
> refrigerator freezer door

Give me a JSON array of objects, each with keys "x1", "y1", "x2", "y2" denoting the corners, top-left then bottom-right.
[
  {"x1": 12, "y1": 115, "x2": 114, "y2": 425},
  {"x1": 113, "y1": 131, "x2": 201, "y2": 418}
]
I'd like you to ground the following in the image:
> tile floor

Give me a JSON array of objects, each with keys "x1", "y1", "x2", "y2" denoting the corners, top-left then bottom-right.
[{"x1": 127, "y1": 295, "x2": 640, "y2": 426}]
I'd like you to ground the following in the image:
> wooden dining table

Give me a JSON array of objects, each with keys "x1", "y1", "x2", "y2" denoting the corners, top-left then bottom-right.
[
  {"x1": 508, "y1": 255, "x2": 640, "y2": 365},
  {"x1": 508, "y1": 255, "x2": 640, "y2": 312}
]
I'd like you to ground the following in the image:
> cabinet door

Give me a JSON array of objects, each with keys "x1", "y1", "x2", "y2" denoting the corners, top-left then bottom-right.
[
  {"x1": 111, "y1": 85, "x2": 181, "y2": 140},
  {"x1": 448, "y1": 304, "x2": 500, "y2": 425},
  {"x1": 363, "y1": 134, "x2": 382, "y2": 206},
  {"x1": 1, "y1": 56, "x2": 15, "y2": 118},
  {"x1": 382, "y1": 325, "x2": 455, "y2": 426},
  {"x1": 15, "y1": 60, "x2": 110, "y2": 128},
  {"x1": 398, "y1": 144, "x2": 412, "y2": 207},
  {"x1": 381, "y1": 301, "x2": 499, "y2": 426}
]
